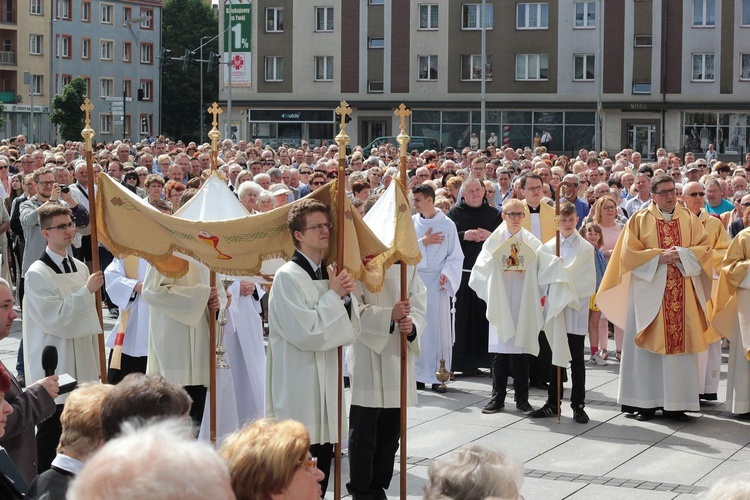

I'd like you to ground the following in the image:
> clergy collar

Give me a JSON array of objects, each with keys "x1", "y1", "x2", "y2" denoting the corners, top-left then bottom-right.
[
  {"x1": 297, "y1": 250, "x2": 322, "y2": 273},
  {"x1": 46, "y1": 247, "x2": 69, "y2": 269},
  {"x1": 528, "y1": 204, "x2": 540, "y2": 214},
  {"x1": 659, "y1": 207, "x2": 675, "y2": 216},
  {"x1": 50, "y1": 453, "x2": 85, "y2": 476}
]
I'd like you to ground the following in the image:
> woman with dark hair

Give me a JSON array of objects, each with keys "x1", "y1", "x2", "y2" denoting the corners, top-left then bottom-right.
[{"x1": 0, "y1": 363, "x2": 22, "y2": 499}]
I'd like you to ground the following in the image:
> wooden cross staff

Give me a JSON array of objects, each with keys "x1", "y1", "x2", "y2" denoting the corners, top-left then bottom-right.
[{"x1": 80, "y1": 98, "x2": 107, "y2": 384}]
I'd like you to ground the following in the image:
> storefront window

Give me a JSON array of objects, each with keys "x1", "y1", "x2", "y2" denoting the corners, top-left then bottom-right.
[{"x1": 683, "y1": 112, "x2": 749, "y2": 154}]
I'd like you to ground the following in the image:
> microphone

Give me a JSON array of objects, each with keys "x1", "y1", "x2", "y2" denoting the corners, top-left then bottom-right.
[
  {"x1": 42, "y1": 345, "x2": 58, "y2": 377},
  {"x1": 41, "y1": 345, "x2": 78, "y2": 395}
]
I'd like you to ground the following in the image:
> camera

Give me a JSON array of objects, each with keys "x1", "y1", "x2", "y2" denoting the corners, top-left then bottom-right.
[{"x1": 59, "y1": 184, "x2": 70, "y2": 194}]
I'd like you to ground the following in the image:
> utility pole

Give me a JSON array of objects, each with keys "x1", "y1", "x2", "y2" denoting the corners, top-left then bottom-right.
[{"x1": 200, "y1": 36, "x2": 207, "y2": 140}]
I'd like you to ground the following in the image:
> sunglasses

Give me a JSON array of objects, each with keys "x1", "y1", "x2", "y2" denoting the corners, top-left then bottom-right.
[
  {"x1": 311, "y1": 181, "x2": 326, "y2": 186},
  {"x1": 687, "y1": 192, "x2": 705, "y2": 197},
  {"x1": 742, "y1": 202, "x2": 750, "y2": 207}
]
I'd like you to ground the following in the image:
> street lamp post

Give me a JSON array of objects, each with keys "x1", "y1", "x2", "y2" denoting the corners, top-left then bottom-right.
[
  {"x1": 124, "y1": 15, "x2": 152, "y2": 140},
  {"x1": 200, "y1": 36, "x2": 208, "y2": 140}
]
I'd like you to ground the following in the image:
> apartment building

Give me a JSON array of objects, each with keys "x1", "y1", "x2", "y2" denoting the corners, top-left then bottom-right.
[
  {"x1": 218, "y1": 0, "x2": 750, "y2": 159},
  {"x1": 1, "y1": 0, "x2": 161, "y2": 143}
]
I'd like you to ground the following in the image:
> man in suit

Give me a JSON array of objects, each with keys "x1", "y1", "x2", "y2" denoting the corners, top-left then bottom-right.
[
  {"x1": 23, "y1": 204, "x2": 103, "y2": 473},
  {"x1": 0, "y1": 278, "x2": 58, "y2": 485}
]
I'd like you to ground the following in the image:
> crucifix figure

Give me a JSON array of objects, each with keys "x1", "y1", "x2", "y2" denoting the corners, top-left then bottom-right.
[
  {"x1": 80, "y1": 98, "x2": 95, "y2": 150},
  {"x1": 335, "y1": 100, "x2": 352, "y2": 134}
]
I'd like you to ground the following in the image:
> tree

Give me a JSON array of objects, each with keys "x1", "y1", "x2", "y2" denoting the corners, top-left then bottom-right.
[
  {"x1": 50, "y1": 77, "x2": 87, "y2": 142},
  {"x1": 161, "y1": 0, "x2": 219, "y2": 143}
]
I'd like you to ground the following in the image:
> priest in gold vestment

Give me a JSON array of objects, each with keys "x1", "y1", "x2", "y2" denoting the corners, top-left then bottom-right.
[{"x1": 598, "y1": 175, "x2": 712, "y2": 422}]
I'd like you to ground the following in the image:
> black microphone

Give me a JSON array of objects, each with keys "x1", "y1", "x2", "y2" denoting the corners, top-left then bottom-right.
[{"x1": 42, "y1": 345, "x2": 58, "y2": 377}]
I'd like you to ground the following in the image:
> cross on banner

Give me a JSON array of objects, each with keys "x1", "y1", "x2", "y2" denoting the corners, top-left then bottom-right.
[{"x1": 394, "y1": 103, "x2": 411, "y2": 134}]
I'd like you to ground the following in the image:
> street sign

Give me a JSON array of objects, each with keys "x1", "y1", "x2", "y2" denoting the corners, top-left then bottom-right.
[
  {"x1": 104, "y1": 96, "x2": 133, "y2": 102},
  {"x1": 111, "y1": 110, "x2": 124, "y2": 116},
  {"x1": 113, "y1": 119, "x2": 124, "y2": 125},
  {"x1": 110, "y1": 104, "x2": 124, "y2": 111}
]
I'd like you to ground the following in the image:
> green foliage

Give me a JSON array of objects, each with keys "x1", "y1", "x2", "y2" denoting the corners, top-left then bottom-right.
[
  {"x1": 162, "y1": 0, "x2": 219, "y2": 142},
  {"x1": 50, "y1": 77, "x2": 87, "y2": 142}
]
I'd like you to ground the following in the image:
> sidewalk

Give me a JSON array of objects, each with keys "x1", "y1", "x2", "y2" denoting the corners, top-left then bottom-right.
[{"x1": 4, "y1": 313, "x2": 743, "y2": 499}]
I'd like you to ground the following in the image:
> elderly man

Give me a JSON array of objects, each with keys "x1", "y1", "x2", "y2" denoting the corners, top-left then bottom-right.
[
  {"x1": 624, "y1": 173, "x2": 652, "y2": 217},
  {"x1": 682, "y1": 181, "x2": 730, "y2": 401},
  {"x1": 705, "y1": 178, "x2": 734, "y2": 215},
  {"x1": 598, "y1": 175, "x2": 711, "y2": 422}
]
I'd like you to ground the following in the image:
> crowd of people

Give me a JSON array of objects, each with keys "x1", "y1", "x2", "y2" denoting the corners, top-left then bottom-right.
[{"x1": 0, "y1": 131, "x2": 749, "y2": 499}]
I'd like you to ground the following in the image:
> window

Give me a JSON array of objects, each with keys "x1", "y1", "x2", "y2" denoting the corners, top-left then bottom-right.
[
  {"x1": 123, "y1": 41, "x2": 131, "y2": 62},
  {"x1": 314, "y1": 55, "x2": 333, "y2": 81},
  {"x1": 634, "y1": 35, "x2": 653, "y2": 47},
  {"x1": 693, "y1": 0, "x2": 715, "y2": 26},
  {"x1": 81, "y1": 38, "x2": 90, "y2": 59},
  {"x1": 31, "y1": 75, "x2": 43, "y2": 95},
  {"x1": 517, "y1": 3, "x2": 548, "y2": 29},
  {"x1": 417, "y1": 55, "x2": 438, "y2": 81},
  {"x1": 123, "y1": 6, "x2": 131, "y2": 21},
  {"x1": 61, "y1": 74, "x2": 72, "y2": 87},
  {"x1": 81, "y1": 0, "x2": 90, "y2": 21},
  {"x1": 30, "y1": 0, "x2": 42, "y2": 15},
  {"x1": 419, "y1": 4, "x2": 438, "y2": 29},
  {"x1": 574, "y1": 54, "x2": 595, "y2": 81},
  {"x1": 122, "y1": 79, "x2": 132, "y2": 98},
  {"x1": 100, "y1": 40, "x2": 113, "y2": 61},
  {"x1": 29, "y1": 34, "x2": 43, "y2": 55},
  {"x1": 692, "y1": 53, "x2": 715, "y2": 81},
  {"x1": 515, "y1": 54, "x2": 549, "y2": 80},
  {"x1": 740, "y1": 54, "x2": 750, "y2": 80},
  {"x1": 140, "y1": 8, "x2": 153, "y2": 28},
  {"x1": 368, "y1": 37, "x2": 384, "y2": 49},
  {"x1": 140, "y1": 80, "x2": 153, "y2": 101},
  {"x1": 367, "y1": 81, "x2": 384, "y2": 93},
  {"x1": 266, "y1": 7, "x2": 283, "y2": 32},
  {"x1": 100, "y1": 114, "x2": 113, "y2": 135},
  {"x1": 57, "y1": 0, "x2": 71, "y2": 19},
  {"x1": 60, "y1": 35, "x2": 72, "y2": 58},
  {"x1": 99, "y1": 77, "x2": 114, "y2": 97},
  {"x1": 264, "y1": 56, "x2": 284, "y2": 81},
  {"x1": 633, "y1": 82, "x2": 651, "y2": 94},
  {"x1": 369, "y1": 0, "x2": 384, "y2": 4},
  {"x1": 140, "y1": 114, "x2": 151, "y2": 135},
  {"x1": 744, "y1": 0, "x2": 750, "y2": 26},
  {"x1": 462, "y1": 4, "x2": 493, "y2": 29},
  {"x1": 574, "y1": 2, "x2": 595, "y2": 28},
  {"x1": 315, "y1": 7, "x2": 333, "y2": 32},
  {"x1": 140, "y1": 43, "x2": 153, "y2": 64},
  {"x1": 100, "y1": 3, "x2": 113, "y2": 24},
  {"x1": 82, "y1": 76, "x2": 91, "y2": 97},
  {"x1": 460, "y1": 54, "x2": 492, "y2": 81}
]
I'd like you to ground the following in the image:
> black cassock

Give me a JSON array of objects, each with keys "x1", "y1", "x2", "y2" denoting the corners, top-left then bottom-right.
[{"x1": 447, "y1": 199, "x2": 502, "y2": 374}]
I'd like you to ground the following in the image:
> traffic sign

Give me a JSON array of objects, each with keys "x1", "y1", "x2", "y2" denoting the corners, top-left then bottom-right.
[
  {"x1": 113, "y1": 119, "x2": 124, "y2": 125},
  {"x1": 110, "y1": 104, "x2": 124, "y2": 111},
  {"x1": 104, "y1": 96, "x2": 133, "y2": 102},
  {"x1": 111, "y1": 110, "x2": 124, "y2": 116}
]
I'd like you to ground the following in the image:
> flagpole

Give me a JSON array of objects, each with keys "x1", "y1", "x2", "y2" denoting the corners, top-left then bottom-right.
[
  {"x1": 80, "y1": 98, "x2": 108, "y2": 384},
  {"x1": 554, "y1": 180, "x2": 575, "y2": 424},
  {"x1": 394, "y1": 103, "x2": 411, "y2": 500},
  {"x1": 333, "y1": 100, "x2": 352, "y2": 500},
  {"x1": 207, "y1": 102, "x2": 223, "y2": 445}
]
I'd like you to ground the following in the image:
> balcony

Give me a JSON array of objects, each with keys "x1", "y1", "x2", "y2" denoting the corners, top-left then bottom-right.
[
  {"x1": 0, "y1": 51, "x2": 14, "y2": 65},
  {"x1": 0, "y1": 91, "x2": 15, "y2": 103}
]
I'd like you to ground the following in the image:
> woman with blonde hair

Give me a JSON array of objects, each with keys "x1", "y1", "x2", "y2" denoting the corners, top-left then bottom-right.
[{"x1": 220, "y1": 418, "x2": 324, "y2": 500}]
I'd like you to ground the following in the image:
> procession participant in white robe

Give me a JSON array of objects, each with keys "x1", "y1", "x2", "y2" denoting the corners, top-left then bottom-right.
[
  {"x1": 266, "y1": 199, "x2": 359, "y2": 496},
  {"x1": 347, "y1": 263, "x2": 427, "y2": 500},
  {"x1": 142, "y1": 259, "x2": 226, "y2": 428},
  {"x1": 682, "y1": 181, "x2": 730, "y2": 401},
  {"x1": 223, "y1": 278, "x2": 265, "y2": 426},
  {"x1": 104, "y1": 256, "x2": 150, "y2": 385},
  {"x1": 532, "y1": 202, "x2": 596, "y2": 423},
  {"x1": 22, "y1": 204, "x2": 103, "y2": 474},
  {"x1": 469, "y1": 198, "x2": 573, "y2": 416},
  {"x1": 597, "y1": 175, "x2": 711, "y2": 422},
  {"x1": 708, "y1": 227, "x2": 750, "y2": 419},
  {"x1": 412, "y1": 184, "x2": 463, "y2": 393}
]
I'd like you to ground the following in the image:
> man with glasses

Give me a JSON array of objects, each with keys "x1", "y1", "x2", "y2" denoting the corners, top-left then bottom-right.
[
  {"x1": 624, "y1": 173, "x2": 652, "y2": 217},
  {"x1": 18, "y1": 155, "x2": 35, "y2": 175},
  {"x1": 705, "y1": 178, "x2": 733, "y2": 215},
  {"x1": 598, "y1": 175, "x2": 711, "y2": 423},
  {"x1": 267, "y1": 199, "x2": 359, "y2": 496},
  {"x1": 23, "y1": 203, "x2": 104, "y2": 473},
  {"x1": 682, "y1": 181, "x2": 730, "y2": 402}
]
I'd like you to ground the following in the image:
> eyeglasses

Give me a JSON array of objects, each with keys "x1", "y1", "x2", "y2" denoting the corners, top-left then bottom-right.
[
  {"x1": 653, "y1": 188, "x2": 678, "y2": 197},
  {"x1": 38, "y1": 181, "x2": 55, "y2": 186},
  {"x1": 687, "y1": 192, "x2": 705, "y2": 197},
  {"x1": 138, "y1": 173, "x2": 148, "y2": 177},
  {"x1": 262, "y1": 161, "x2": 275, "y2": 165},
  {"x1": 301, "y1": 222, "x2": 332, "y2": 232},
  {"x1": 311, "y1": 181, "x2": 326, "y2": 186},
  {"x1": 298, "y1": 456, "x2": 319, "y2": 470},
  {"x1": 56, "y1": 161, "x2": 66, "y2": 165},
  {"x1": 44, "y1": 222, "x2": 75, "y2": 231},
  {"x1": 299, "y1": 170, "x2": 311, "y2": 175},
  {"x1": 602, "y1": 205, "x2": 617, "y2": 210},
  {"x1": 742, "y1": 202, "x2": 750, "y2": 207},
  {"x1": 504, "y1": 212, "x2": 525, "y2": 219},
  {"x1": 0, "y1": 165, "x2": 7, "y2": 170}
]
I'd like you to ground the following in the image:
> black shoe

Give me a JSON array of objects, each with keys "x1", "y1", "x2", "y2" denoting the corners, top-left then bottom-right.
[
  {"x1": 482, "y1": 399, "x2": 504, "y2": 414},
  {"x1": 636, "y1": 410, "x2": 656, "y2": 421},
  {"x1": 573, "y1": 407, "x2": 590, "y2": 424},
  {"x1": 516, "y1": 401, "x2": 535, "y2": 413},
  {"x1": 16, "y1": 374, "x2": 25, "y2": 388},
  {"x1": 416, "y1": 382, "x2": 426, "y2": 390},
  {"x1": 431, "y1": 383, "x2": 447, "y2": 394},
  {"x1": 531, "y1": 380, "x2": 550, "y2": 390},
  {"x1": 737, "y1": 412, "x2": 750, "y2": 420},
  {"x1": 699, "y1": 393, "x2": 718, "y2": 401},
  {"x1": 663, "y1": 410, "x2": 690, "y2": 422},
  {"x1": 530, "y1": 404, "x2": 556, "y2": 418}
]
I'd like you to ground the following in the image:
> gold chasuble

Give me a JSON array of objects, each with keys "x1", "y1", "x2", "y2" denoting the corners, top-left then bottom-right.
[
  {"x1": 521, "y1": 200, "x2": 556, "y2": 244},
  {"x1": 598, "y1": 203, "x2": 711, "y2": 355}
]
